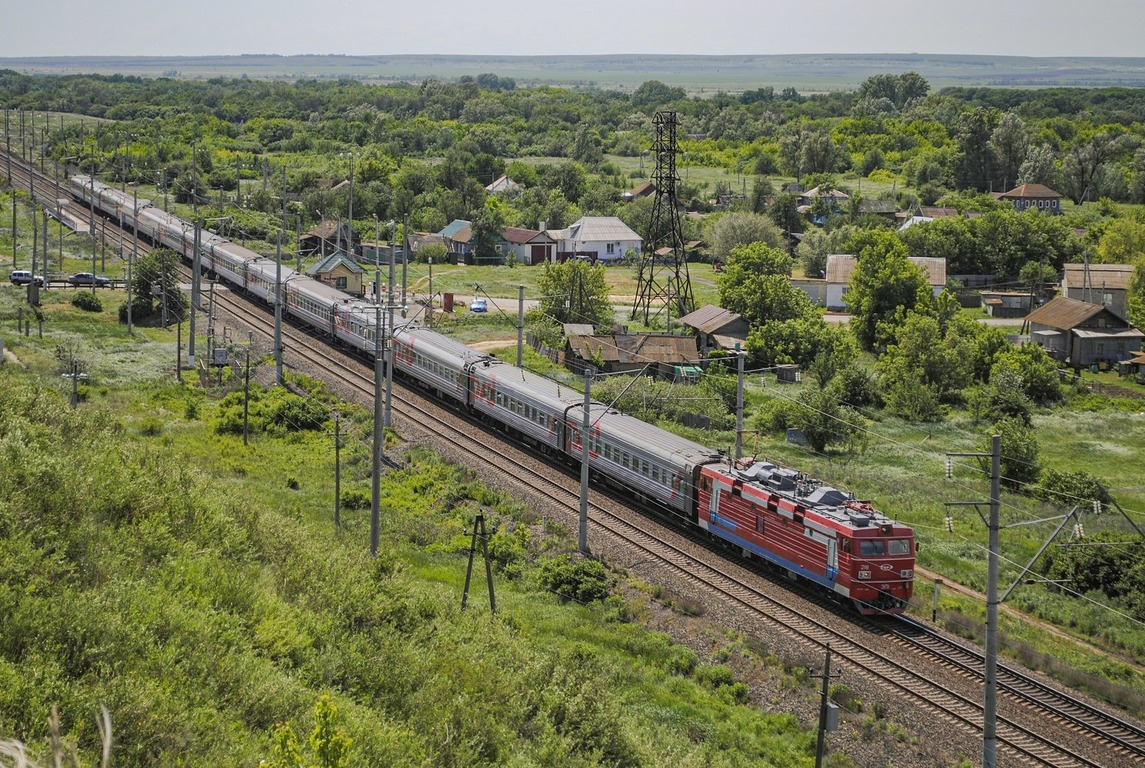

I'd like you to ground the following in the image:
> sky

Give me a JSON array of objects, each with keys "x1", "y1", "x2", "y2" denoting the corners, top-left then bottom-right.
[{"x1": 4, "y1": 0, "x2": 1144, "y2": 59}]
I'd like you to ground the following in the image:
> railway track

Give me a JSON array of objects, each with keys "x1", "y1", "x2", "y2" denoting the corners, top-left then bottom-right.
[
  {"x1": 212, "y1": 286, "x2": 1135, "y2": 767},
  {"x1": 6, "y1": 148, "x2": 1143, "y2": 766}
]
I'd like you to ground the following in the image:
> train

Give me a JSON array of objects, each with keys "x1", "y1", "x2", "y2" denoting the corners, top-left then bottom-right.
[{"x1": 70, "y1": 174, "x2": 916, "y2": 615}]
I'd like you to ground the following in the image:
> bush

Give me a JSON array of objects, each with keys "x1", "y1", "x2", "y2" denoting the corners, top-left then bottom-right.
[
  {"x1": 753, "y1": 397, "x2": 798, "y2": 434},
  {"x1": 665, "y1": 645, "x2": 698, "y2": 677},
  {"x1": 71, "y1": 291, "x2": 103, "y2": 312},
  {"x1": 829, "y1": 365, "x2": 882, "y2": 409},
  {"x1": 536, "y1": 555, "x2": 612, "y2": 604},
  {"x1": 991, "y1": 416, "x2": 1040, "y2": 489},
  {"x1": 884, "y1": 375, "x2": 943, "y2": 422},
  {"x1": 340, "y1": 489, "x2": 371, "y2": 511},
  {"x1": 1036, "y1": 469, "x2": 1112, "y2": 508}
]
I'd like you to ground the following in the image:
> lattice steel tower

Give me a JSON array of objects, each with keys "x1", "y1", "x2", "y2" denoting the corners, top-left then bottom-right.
[{"x1": 631, "y1": 111, "x2": 694, "y2": 327}]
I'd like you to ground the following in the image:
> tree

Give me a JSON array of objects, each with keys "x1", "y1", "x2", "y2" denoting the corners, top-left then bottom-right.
[
  {"x1": 1095, "y1": 218, "x2": 1145, "y2": 265},
  {"x1": 571, "y1": 123, "x2": 603, "y2": 166},
  {"x1": 796, "y1": 225, "x2": 860, "y2": 280},
  {"x1": 631, "y1": 80, "x2": 685, "y2": 109},
  {"x1": 310, "y1": 696, "x2": 353, "y2": 768},
  {"x1": 878, "y1": 311, "x2": 976, "y2": 404},
  {"x1": 1129, "y1": 263, "x2": 1145, "y2": 327},
  {"x1": 952, "y1": 108, "x2": 999, "y2": 192},
  {"x1": 990, "y1": 113, "x2": 1029, "y2": 191},
  {"x1": 705, "y1": 212, "x2": 786, "y2": 266},
  {"x1": 856, "y1": 72, "x2": 929, "y2": 110},
  {"x1": 1018, "y1": 143, "x2": 1060, "y2": 189},
  {"x1": 471, "y1": 197, "x2": 508, "y2": 263},
  {"x1": 716, "y1": 242, "x2": 815, "y2": 327},
  {"x1": 1060, "y1": 132, "x2": 1123, "y2": 205},
  {"x1": 768, "y1": 192, "x2": 802, "y2": 234},
  {"x1": 992, "y1": 416, "x2": 1040, "y2": 489},
  {"x1": 844, "y1": 231, "x2": 928, "y2": 350},
  {"x1": 131, "y1": 248, "x2": 188, "y2": 325},
  {"x1": 793, "y1": 387, "x2": 863, "y2": 454},
  {"x1": 536, "y1": 259, "x2": 613, "y2": 327}
]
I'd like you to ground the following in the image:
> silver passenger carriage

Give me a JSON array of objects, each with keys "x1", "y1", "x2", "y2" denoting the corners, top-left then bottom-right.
[
  {"x1": 469, "y1": 362, "x2": 583, "y2": 452},
  {"x1": 391, "y1": 326, "x2": 491, "y2": 405},
  {"x1": 570, "y1": 406, "x2": 723, "y2": 518}
]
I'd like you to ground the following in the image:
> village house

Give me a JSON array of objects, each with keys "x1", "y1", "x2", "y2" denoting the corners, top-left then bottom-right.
[
  {"x1": 997, "y1": 183, "x2": 1063, "y2": 214},
  {"x1": 824, "y1": 255, "x2": 947, "y2": 311},
  {"x1": 548, "y1": 217, "x2": 642, "y2": 264},
  {"x1": 1026, "y1": 296, "x2": 1143, "y2": 370},
  {"x1": 678, "y1": 304, "x2": 749, "y2": 354},
  {"x1": 498, "y1": 227, "x2": 556, "y2": 266},
  {"x1": 305, "y1": 251, "x2": 365, "y2": 296},
  {"x1": 564, "y1": 332, "x2": 700, "y2": 378},
  {"x1": 300, "y1": 220, "x2": 359, "y2": 258},
  {"x1": 1060, "y1": 263, "x2": 1134, "y2": 318}
]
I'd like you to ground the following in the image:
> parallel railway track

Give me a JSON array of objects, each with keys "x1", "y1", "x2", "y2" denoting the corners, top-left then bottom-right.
[{"x1": 5, "y1": 149, "x2": 1143, "y2": 766}]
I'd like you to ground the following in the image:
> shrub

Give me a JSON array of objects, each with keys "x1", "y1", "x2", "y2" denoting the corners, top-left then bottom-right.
[
  {"x1": 829, "y1": 365, "x2": 882, "y2": 409},
  {"x1": 665, "y1": 645, "x2": 698, "y2": 677},
  {"x1": 694, "y1": 664, "x2": 736, "y2": 690},
  {"x1": 991, "y1": 417, "x2": 1040, "y2": 489},
  {"x1": 340, "y1": 489, "x2": 371, "y2": 511},
  {"x1": 536, "y1": 555, "x2": 612, "y2": 604},
  {"x1": 1035, "y1": 469, "x2": 1111, "y2": 508},
  {"x1": 884, "y1": 375, "x2": 943, "y2": 423},
  {"x1": 72, "y1": 291, "x2": 103, "y2": 312}
]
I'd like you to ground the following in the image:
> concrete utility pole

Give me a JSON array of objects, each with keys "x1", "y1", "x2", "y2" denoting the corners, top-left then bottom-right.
[
  {"x1": 371, "y1": 300, "x2": 384, "y2": 557},
  {"x1": 334, "y1": 411, "x2": 342, "y2": 529},
  {"x1": 190, "y1": 221, "x2": 201, "y2": 368},
  {"x1": 812, "y1": 644, "x2": 842, "y2": 768},
  {"x1": 517, "y1": 285, "x2": 525, "y2": 368},
  {"x1": 945, "y1": 436, "x2": 1002, "y2": 768},
  {"x1": 735, "y1": 346, "x2": 745, "y2": 460},
  {"x1": 401, "y1": 213, "x2": 409, "y2": 316},
  {"x1": 579, "y1": 367, "x2": 592, "y2": 555}
]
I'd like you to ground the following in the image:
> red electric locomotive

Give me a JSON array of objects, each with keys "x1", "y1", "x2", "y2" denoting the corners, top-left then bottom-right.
[{"x1": 696, "y1": 459, "x2": 915, "y2": 615}]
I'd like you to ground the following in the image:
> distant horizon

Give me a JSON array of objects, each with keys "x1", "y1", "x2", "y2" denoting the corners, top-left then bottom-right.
[
  {"x1": 4, "y1": 52, "x2": 1145, "y2": 62},
  {"x1": 6, "y1": 52, "x2": 1145, "y2": 91},
  {"x1": 6, "y1": 1, "x2": 1145, "y2": 60}
]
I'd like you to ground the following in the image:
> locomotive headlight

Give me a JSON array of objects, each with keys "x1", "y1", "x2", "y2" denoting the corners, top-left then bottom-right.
[
  {"x1": 858, "y1": 570, "x2": 871, "y2": 580},
  {"x1": 900, "y1": 569, "x2": 914, "y2": 579}
]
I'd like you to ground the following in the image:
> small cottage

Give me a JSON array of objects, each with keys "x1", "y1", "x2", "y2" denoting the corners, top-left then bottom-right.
[
  {"x1": 305, "y1": 251, "x2": 366, "y2": 296},
  {"x1": 1025, "y1": 296, "x2": 1143, "y2": 370}
]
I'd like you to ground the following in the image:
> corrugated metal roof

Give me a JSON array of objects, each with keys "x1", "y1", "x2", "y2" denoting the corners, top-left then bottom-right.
[
  {"x1": 1072, "y1": 327, "x2": 1144, "y2": 340},
  {"x1": 567, "y1": 334, "x2": 699, "y2": 365},
  {"x1": 306, "y1": 251, "x2": 364, "y2": 276},
  {"x1": 1025, "y1": 296, "x2": 1124, "y2": 329},
  {"x1": 562, "y1": 216, "x2": 641, "y2": 243},
  {"x1": 825, "y1": 254, "x2": 946, "y2": 286},
  {"x1": 679, "y1": 304, "x2": 746, "y2": 335},
  {"x1": 919, "y1": 206, "x2": 960, "y2": 218},
  {"x1": 437, "y1": 219, "x2": 472, "y2": 238},
  {"x1": 501, "y1": 226, "x2": 544, "y2": 245},
  {"x1": 1062, "y1": 263, "x2": 1134, "y2": 291}
]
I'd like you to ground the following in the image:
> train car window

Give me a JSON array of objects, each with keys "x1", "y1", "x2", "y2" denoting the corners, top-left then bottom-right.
[
  {"x1": 888, "y1": 539, "x2": 912, "y2": 556},
  {"x1": 859, "y1": 540, "x2": 885, "y2": 556},
  {"x1": 841, "y1": 538, "x2": 851, "y2": 554}
]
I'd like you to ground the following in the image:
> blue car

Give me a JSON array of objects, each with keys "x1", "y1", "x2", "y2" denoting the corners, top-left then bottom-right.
[{"x1": 469, "y1": 297, "x2": 488, "y2": 313}]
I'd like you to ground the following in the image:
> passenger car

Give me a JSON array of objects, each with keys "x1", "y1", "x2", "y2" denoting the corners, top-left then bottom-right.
[
  {"x1": 67, "y1": 272, "x2": 111, "y2": 287},
  {"x1": 469, "y1": 297, "x2": 488, "y2": 312},
  {"x1": 10, "y1": 270, "x2": 45, "y2": 286}
]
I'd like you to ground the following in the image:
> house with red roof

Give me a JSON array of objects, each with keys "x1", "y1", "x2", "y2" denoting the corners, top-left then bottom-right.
[{"x1": 997, "y1": 184, "x2": 1063, "y2": 214}]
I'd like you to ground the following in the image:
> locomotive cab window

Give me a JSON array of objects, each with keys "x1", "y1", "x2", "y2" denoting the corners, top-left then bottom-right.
[
  {"x1": 888, "y1": 539, "x2": 912, "y2": 556},
  {"x1": 858, "y1": 540, "x2": 884, "y2": 556}
]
